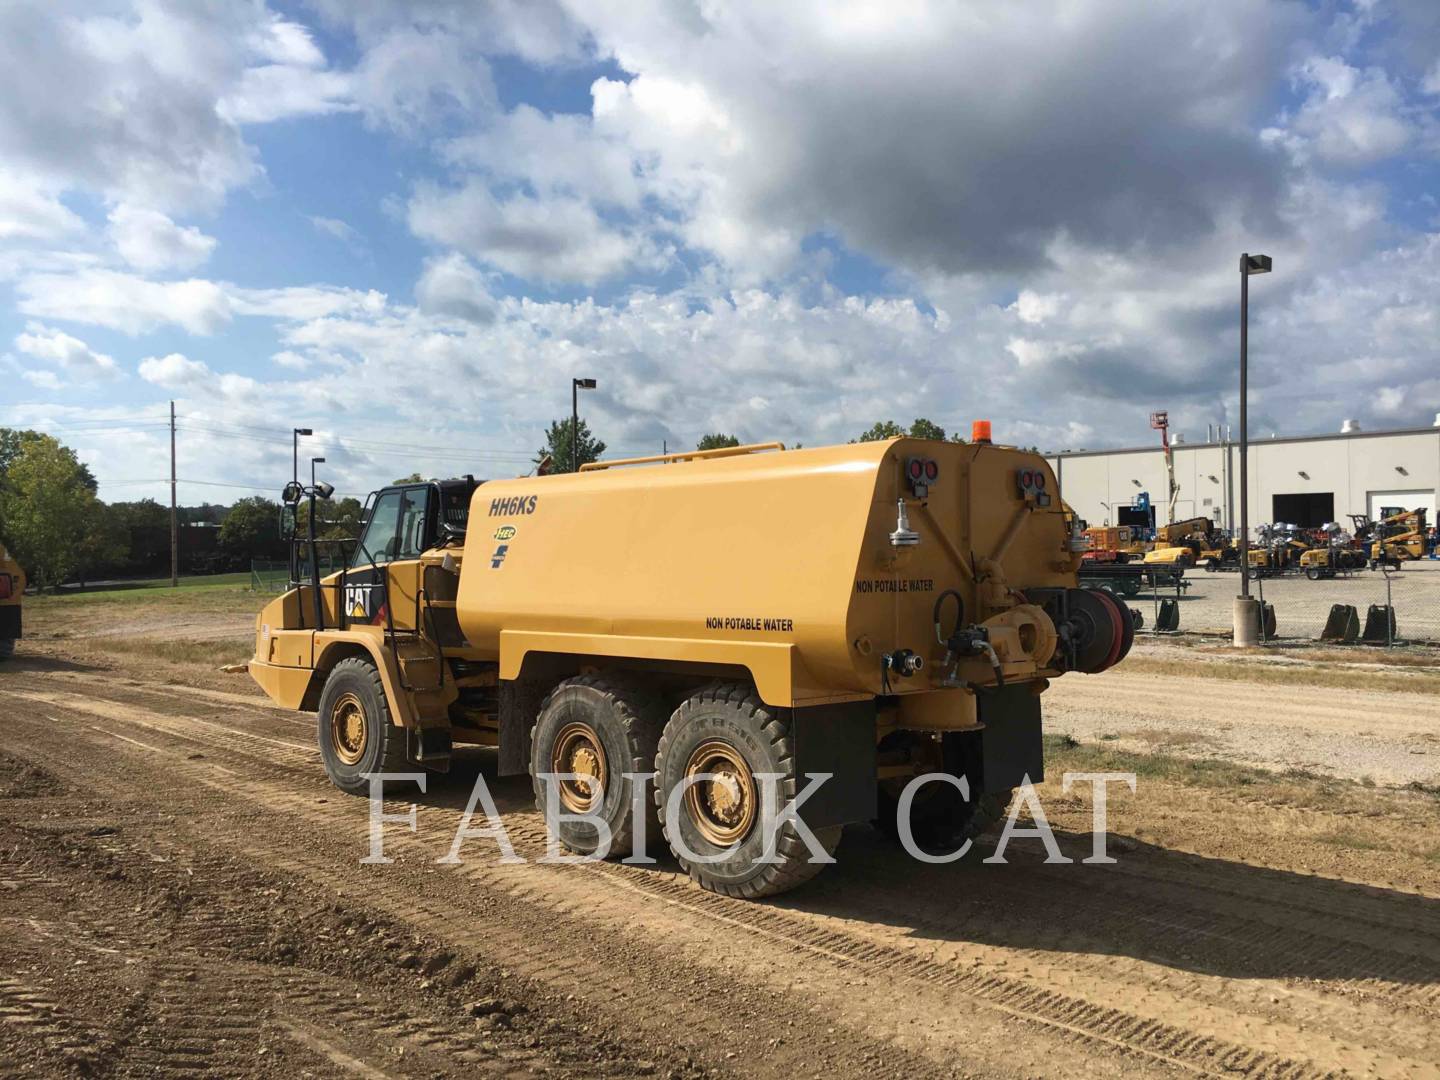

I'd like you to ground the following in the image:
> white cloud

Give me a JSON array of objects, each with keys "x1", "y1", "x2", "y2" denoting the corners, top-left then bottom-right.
[
  {"x1": 408, "y1": 183, "x2": 657, "y2": 284},
  {"x1": 415, "y1": 253, "x2": 497, "y2": 323},
  {"x1": 0, "y1": 170, "x2": 83, "y2": 242},
  {"x1": 16, "y1": 269, "x2": 231, "y2": 335},
  {"x1": 219, "y1": 63, "x2": 353, "y2": 125},
  {"x1": 1276, "y1": 57, "x2": 1413, "y2": 166},
  {"x1": 309, "y1": 216, "x2": 362, "y2": 246},
  {"x1": 138, "y1": 352, "x2": 211, "y2": 388},
  {"x1": 20, "y1": 369, "x2": 63, "y2": 390},
  {"x1": 14, "y1": 323, "x2": 118, "y2": 375},
  {"x1": 107, "y1": 204, "x2": 217, "y2": 271}
]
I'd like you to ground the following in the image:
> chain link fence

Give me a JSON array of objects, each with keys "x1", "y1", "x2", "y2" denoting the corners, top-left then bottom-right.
[
  {"x1": 1083, "y1": 557, "x2": 1440, "y2": 645},
  {"x1": 249, "y1": 552, "x2": 348, "y2": 593}
]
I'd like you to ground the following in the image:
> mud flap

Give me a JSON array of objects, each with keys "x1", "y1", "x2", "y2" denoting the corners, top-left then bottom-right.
[
  {"x1": 973, "y1": 683, "x2": 1044, "y2": 793},
  {"x1": 0, "y1": 606, "x2": 19, "y2": 640},
  {"x1": 792, "y1": 700, "x2": 876, "y2": 829},
  {"x1": 498, "y1": 679, "x2": 545, "y2": 776},
  {"x1": 408, "y1": 727, "x2": 452, "y2": 771}
]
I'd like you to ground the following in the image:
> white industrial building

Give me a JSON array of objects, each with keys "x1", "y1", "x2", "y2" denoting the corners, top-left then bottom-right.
[{"x1": 1047, "y1": 419, "x2": 1440, "y2": 537}]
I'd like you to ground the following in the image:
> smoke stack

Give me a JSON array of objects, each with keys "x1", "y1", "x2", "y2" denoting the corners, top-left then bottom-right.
[{"x1": 1340, "y1": 419, "x2": 1361, "y2": 434}]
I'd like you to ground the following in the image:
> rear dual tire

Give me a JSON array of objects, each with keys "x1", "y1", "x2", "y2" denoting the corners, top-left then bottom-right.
[
  {"x1": 531, "y1": 678, "x2": 839, "y2": 898},
  {"x1": 655, "y1": 683, "x2": 840, "y2": 899},
  {"x1": 529, "y1": 675, "x2": 664, "y2": 857}
]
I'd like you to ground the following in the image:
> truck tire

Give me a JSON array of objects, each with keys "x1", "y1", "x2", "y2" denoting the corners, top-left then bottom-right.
[
  {"x1": 530, "y1": 675, "x2": 664, "y2": 859},
  {"x1": 0, "y1": 638, "x2": 13, "y2": 660},
  {"x1": 316, "y1": 657, "x2": 411, "y2": 796},
  {"x1": 654, "y1": 682, "x2": 841, "y2": 899}
]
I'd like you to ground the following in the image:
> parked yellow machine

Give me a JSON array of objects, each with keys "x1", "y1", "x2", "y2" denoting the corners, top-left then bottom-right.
[
  {"x1": 1142, "y1": 516, "x2": 1231, "y2": 568},
  {"x1": 249, "y1": 436, "x2": 1133, "y2": 896},
  {"x1": 0, "y1": 543, "x2": 23, "y2": 659}
]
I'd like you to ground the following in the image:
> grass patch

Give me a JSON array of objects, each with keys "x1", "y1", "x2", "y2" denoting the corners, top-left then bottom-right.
[
  {"x1": 29, "y1": 573, "x2": 261, "y2": 605},
  {"x1": 79, "y1": 635, "x2": 253, "y2": 667},
  {"x1": 1042, "y1": 734, "x2": 1440, "y2": 818},
  {"x1": 1116, "y1": 653, "x2": 1440, "y2": 696}
]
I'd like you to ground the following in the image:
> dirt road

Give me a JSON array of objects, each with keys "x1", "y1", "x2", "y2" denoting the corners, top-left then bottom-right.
[
  {"x1": 3, "y1": 642, "x2": 1440, "y2": 1079},
  {"x1": 1046, "y1": 650, "x2": 1440, "y2": 786}
]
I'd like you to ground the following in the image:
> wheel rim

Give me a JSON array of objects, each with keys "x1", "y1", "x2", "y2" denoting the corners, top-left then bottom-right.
[
  {"x1": 330, "y1": 691, "x2": 368, "y2": 766},
  {"x1": 551, "y1": 721, "x2": 608, "y2": 814},
  {"x1": 683, "y1": 739, "x2": 758, "y2": 847}
]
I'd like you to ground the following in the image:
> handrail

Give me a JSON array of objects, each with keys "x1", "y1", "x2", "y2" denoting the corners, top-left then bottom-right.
[{"x1": 579, "y1": 441, "x2": 786, "y2": 472}]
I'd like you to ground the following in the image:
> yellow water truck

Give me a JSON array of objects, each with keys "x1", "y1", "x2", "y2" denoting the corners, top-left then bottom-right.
[
  {"x1": 249, "y1": 436, "x2": 1133, "y2": 896},
  {"x1": 0, "y1": 543, "x2": 22, "y2": 659}
]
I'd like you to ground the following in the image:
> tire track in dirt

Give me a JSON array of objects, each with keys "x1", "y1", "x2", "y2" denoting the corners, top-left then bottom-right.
[
  {"x1": 0, "y1": 705, "x2": 1341, "y2": 1074},
  {"x1": 6, "y1": 672, "x2": 1438, "y2": 1077},
  {"x1": 4, "y1": 695, "x2": 963, "y2": 1078}
]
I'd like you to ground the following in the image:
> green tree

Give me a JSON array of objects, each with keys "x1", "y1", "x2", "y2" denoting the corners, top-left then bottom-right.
[
  {"x1": 0, "y1": 428, "x2": 97, "y2": 495},
  {"x1": 853, "y1": 420, "x2": 905, "y2": 442},
  {"x1": 391, "y1": 472, "x2": 426, "y2": 484},
  {"x1": 0, "y1": 435, "x2": 94, "y2": 590},
  {"x1": 536, "y1": 417, "x2": 606, "y2": 473},
  {"x1": 75, "y1": 501, "x2": 128, "y2": 586},
  {"x1": 219, "y1": 496, "x2": 285, "y2": 562},
  {"x1": 696, "y1": 433, "x2": 741, "y2": 451},
  {"x1": 908, "y1": 418, "x2": 946, "y2": 441},
  {"x1": 296, "y1": 496, "x2": 364, "y2": 540}
]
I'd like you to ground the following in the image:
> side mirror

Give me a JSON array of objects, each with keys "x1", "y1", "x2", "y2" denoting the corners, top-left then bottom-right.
[
  {"x1": 279, "y1": 504, "x2": 296, "y2": 541},
  {"x1": 282, "y1": 481, "x2": 303, "y2": 505}
]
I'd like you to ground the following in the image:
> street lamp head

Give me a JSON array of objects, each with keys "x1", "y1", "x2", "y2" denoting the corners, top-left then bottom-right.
[
  {"x1": 574, "y1": 378, "x2": 597, "y2": 390},
  {"x1": 1241, "y1": 253, "x2": 1272, "y2": 275},
  {"x1": 295, "y1": 427, "x2": 313, "y2": 436},
  {"x1": 312, "y1": 456, "x2": 326, "y2": 465}
]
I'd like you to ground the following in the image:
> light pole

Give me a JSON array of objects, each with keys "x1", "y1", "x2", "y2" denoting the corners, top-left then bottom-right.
[
  {"x1": 290, "y1": 428, "x2": 312, "y2": 587},
  {"x1": 1235, "y1": 253, "x2": 1271, "y2": 645},
  {"x1": 572, "y1": 378, "x2": 596, "y2": 473},
  {"x1": 311, "y1": 456, "x2": 326, "y2": 490}
]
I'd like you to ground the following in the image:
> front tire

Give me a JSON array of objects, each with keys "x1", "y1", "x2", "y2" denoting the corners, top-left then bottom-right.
[
  {"x1": 655, "y1": 683, "x2": 840, "y2": 899},
  {"x1": 530, "y1": 675, "x2": 664, "y2": 858},
  {"x1": 317, "y1": 657, "x2": 411, "y2": 795}
]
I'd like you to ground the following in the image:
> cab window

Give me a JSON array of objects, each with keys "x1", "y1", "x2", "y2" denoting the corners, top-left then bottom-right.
[
  {"x1": 352, "y1": 490, "x2": 403, "y2": 567},
  {"x1": 396, "y1": 487, "x2": 432, "y2": 559}
]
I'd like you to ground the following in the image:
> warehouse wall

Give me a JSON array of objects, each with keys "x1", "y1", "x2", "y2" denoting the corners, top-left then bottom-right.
[{"x1": 1050, "y1": 428, "x2": 1440, "y2": 537}]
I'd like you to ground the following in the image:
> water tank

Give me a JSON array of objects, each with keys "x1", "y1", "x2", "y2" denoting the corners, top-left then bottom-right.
[{"x1": 1340, "y1": 419, "x2": 1361, "y2": 433}]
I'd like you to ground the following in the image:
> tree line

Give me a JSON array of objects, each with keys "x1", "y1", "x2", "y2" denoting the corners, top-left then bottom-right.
[{"x1": 0, "y1": 418, "x2": 969, "y2": 589}]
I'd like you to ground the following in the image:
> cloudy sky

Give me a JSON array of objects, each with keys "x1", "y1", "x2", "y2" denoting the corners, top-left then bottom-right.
[{"x1": 3, "y1": 0, "x2": 1439, "y2": 503}]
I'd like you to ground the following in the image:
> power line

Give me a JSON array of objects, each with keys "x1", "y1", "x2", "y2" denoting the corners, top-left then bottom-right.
[{"x1": 176, "y1": 415, "x2": 538, "y2": 459}]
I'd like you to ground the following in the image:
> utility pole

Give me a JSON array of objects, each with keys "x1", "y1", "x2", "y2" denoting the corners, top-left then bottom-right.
[
  {"x1": 1234, "y1": 253, "x2": 1271, "y2": 645},
  {"x1": 169, "y1": 400, "x2": 178, "y2": 587}
]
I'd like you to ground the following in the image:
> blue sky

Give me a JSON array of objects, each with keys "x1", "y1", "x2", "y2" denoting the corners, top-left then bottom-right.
[{"x1": 1, "y1": 0, "x2": 1438, "y2": 505}]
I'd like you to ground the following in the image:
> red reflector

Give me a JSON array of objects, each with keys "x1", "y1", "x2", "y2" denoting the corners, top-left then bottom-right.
[
  {"x1": 1033, "y1": 472, "x2": 1045, "y2": 490},
  {"x1": 0, "y1": 576, "x2": 9, "y2": 600},
  {"x1": 908, "y1": 459, "x2": 923, "y2": 479},
  {"x1": 924, "y1": 459, "x2": 938, "y2": 481},
  {"x1": 1020, "y1": 469, "x2": 1033, "y2": 488}
]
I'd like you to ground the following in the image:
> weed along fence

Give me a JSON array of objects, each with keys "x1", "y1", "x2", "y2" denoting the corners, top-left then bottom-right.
[{"x1": 1084, "y1": 558, "x2": 1440, "y2": 646}]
